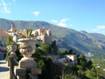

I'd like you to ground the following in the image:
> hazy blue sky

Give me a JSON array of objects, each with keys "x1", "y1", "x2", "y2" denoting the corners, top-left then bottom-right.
[{"x1": 0, "y1": 0, "x2": 105, "y2": 34}]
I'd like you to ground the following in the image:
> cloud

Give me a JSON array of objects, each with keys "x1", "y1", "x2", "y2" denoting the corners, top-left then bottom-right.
[
  {"x1": 90, "y1": 25, "x2": 105, "y2": 34},
  {"x1": 0, "y1": 0, "x2": 11, "y2": 14},
  {"x1": 57, "y1": 18, "x2": 68, "y2": 27},
  {"x1": 51, "y1": 19, "x2": 58, "y2": 23},
  {"x1": 52, "y1": 18, "x2": 72, "y2": 28},
  {"x1": 96, "y1": 25, "x2": 105, "y2": 30},
  {"x1": 32, "y1": 11, "x2": 40, "y2": 16}
]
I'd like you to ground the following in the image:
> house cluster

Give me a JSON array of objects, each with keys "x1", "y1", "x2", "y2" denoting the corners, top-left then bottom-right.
[
  {"x1": 56, "y1": 53, "x2": 77, "y2": 65},
  {"x1": 0, "y1": 23, "x2": 77, "y2": 64},
  {"x1": 7, "y1": 23, "x2": 52, "y2": 44}
]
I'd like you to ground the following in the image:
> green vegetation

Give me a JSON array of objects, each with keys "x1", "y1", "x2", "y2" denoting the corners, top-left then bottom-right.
[
  {"x1": 92, "y1": 56, "x2": 105, "y2": 78},
  {"x1": 32, "y1": 43, "x2": 105, "y2": 79},
  {"x1": 5, "y1": 35, "x2": 22, "y2": 61},
  {"x1": 5, "y1": 33, "x2": 105, "y2": 79},
  {"x1": 63, "y1": 54, "x2": 96, "y2": 79}
]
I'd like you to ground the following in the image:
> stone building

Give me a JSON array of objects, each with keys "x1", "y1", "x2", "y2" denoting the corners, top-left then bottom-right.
[
  {"x1": 32, "y1": 28, "x2": 52, "y2": 44},
  {"x1": 7, "y1": 24, "x2": 52, "y2": 44},
  {"x1": 7, "y1": 23, "x2": 18, "y2": 43}
]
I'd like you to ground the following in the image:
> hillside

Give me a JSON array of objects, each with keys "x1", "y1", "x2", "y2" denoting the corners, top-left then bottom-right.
[{"x1": 0, "y1": 18, "x2": 105, "y2": 57}]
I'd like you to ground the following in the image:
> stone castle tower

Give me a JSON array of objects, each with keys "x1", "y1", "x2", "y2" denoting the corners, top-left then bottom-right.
[{"x1": 32, "y1": 28, "x2": 52, "y2": 44}]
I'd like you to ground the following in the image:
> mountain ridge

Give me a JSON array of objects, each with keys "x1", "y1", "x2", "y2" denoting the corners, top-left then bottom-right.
[{"x1": 0, "y1": 18, "x2": 105, "y2": 57}]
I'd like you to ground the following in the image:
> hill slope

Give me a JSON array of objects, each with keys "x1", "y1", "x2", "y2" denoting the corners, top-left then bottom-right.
[{"x1": 0, "y1": 18, "x2": 105, "y2": 57}]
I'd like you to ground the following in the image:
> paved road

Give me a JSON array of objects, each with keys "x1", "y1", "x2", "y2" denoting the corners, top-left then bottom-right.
[{"x1": 0, "y1": 60, "x2": 9, "y2": 79}]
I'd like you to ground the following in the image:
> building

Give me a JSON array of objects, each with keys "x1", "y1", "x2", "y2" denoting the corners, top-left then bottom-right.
[
  {"x1": 7, "y1": 25, "x2": 52, "y2": 44},
  {"x1": 7, "y1": 23, "x2": 18, "y2": 42},
  {"x1": 8, "y1": 23, "x2": 17, "y2": 32},
  {"x1": 66, "y1": 54, "x2": 76, "y2": 61},
  {"x1": 32, "y1": 28, "x2": 52, "y2": 44}
]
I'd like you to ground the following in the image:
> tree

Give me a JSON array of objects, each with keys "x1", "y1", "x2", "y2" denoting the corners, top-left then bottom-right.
[
  {"x1": 50, "y1": 40, "x2": 58, "y2": 54},
  {"x1": 5, "y1": 35, "x2": 22, "y2": 61}
]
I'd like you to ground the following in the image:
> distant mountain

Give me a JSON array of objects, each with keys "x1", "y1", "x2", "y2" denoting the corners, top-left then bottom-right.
[{"x1": 0, "y1": 18, "x2": 105, "y2": 57}]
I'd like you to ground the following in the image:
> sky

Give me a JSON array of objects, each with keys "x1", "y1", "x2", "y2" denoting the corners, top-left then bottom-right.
[{"x1": 0, "y1": 0, "x2": 105, "y2": 34}]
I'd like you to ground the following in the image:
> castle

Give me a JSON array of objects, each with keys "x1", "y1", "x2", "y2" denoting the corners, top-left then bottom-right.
[
  {"x1": 32, "y1": 28, "x2": 52, "y2": 44},
  {"x1": 7, "y1": 24, "x2": 52, "y2": 44}
]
